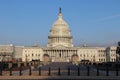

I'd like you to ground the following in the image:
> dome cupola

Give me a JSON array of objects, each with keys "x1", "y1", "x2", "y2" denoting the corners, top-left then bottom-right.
[{"x1": 47, "y1": 8, "x2": 73, "y2": 47}]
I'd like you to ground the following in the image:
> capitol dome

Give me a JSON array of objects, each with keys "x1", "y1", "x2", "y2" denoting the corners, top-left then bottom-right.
[{"x1": 47, "y1": 8, "x2": 73, "y2": 47}]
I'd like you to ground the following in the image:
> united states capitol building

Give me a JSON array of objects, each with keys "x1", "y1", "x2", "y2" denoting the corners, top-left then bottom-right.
[{"x1": 0, "y1": 9, "x2": 117, "y2": 63}]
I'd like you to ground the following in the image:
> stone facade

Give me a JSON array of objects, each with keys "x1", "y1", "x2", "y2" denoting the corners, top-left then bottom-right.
[
  {"x1": 14, "y1": 46, "x2": 24, "y2": 61},
  {"x1": 0, "y1": 44, "x2": 24, "y2": 61},
  {"x1": 106, "y1": 46, "x2": 116, "y2": 62},
  {"x1": 0, "y1": 44, "x2": 14, "y2": 61},
  {"x1": 22, "y1": 47, "x2": 44, "y2": 62}
]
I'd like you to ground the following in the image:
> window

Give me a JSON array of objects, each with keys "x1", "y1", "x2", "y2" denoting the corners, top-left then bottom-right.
[
  {"x1": 99, "y1": 54, "x2": 101, "y2": 57},
  {"x1": 32, "y1": 54, "x2": 34, "y2": 57},
  {"x1": 114, "y1": 59, "x2": 116, "y2": 61},
  {"x1": 99, "y1": 59, "x2": 101, "y2": 61}
]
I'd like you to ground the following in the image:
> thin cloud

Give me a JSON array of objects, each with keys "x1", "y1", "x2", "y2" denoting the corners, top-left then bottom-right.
[{"x1": 91, "y1": 14, "x2": 120, "y2": 22}]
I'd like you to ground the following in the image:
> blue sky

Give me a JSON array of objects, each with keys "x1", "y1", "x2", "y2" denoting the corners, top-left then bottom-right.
[{"x1": 0, "y1": 0, "x2": 120, "y2": 47}]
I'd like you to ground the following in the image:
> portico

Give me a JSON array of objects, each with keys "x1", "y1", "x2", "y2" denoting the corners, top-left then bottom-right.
[{"x1": 43, "y1": 46, "x2": 77, "y2": 62}]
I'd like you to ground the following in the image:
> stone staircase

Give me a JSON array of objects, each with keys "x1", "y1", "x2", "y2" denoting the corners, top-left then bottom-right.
[{"x1": 52, "y1": 58, "x2": 69, "y2": 62}]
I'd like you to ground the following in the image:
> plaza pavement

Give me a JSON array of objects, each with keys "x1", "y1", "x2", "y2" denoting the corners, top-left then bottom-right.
[{"x1": 0, "y1": 62, "x2": 120, "y2": 80}]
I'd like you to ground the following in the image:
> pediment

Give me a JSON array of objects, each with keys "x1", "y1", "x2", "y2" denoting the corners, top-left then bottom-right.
[{"x1": 52, "y1": 45, "x2": 69, "y2": 49}]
